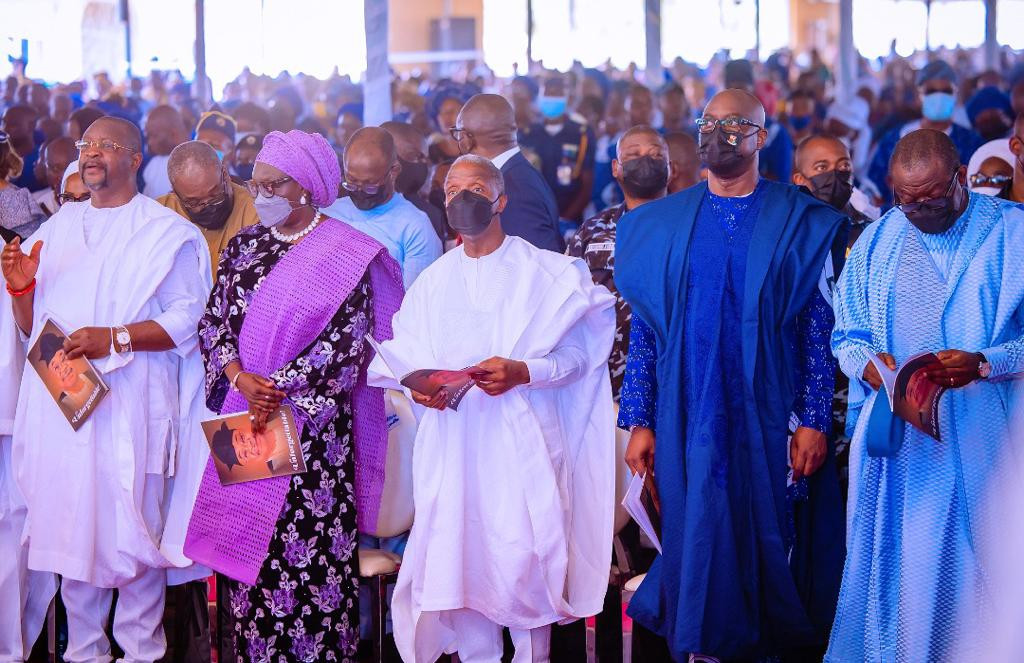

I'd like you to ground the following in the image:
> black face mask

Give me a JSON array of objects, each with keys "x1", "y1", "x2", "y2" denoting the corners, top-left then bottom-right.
[
  {"x1": 620, "y1": 156, "x2": 669, "y2": 199},
  {"x1": 348, "y1": 186, "x2": 392, "y2": 211},
  {"x1": 185, "y1": 182, "x2": 233, "y2": 230},
  {"x1": 396, "y1": 158, "x2": 429, "y2": 195},
  {"x1": 807, "y1": 169, "x2": 854, "y2": 210},
  {"x1": 900, "y1": 177, "x2": 964, "y2": 234},
  {"x1": 446, "y1": 189, "x2": 496, "y2": 237},
  {"x1": 698, "y1": 128, "x2": 752, "y2": 178}
]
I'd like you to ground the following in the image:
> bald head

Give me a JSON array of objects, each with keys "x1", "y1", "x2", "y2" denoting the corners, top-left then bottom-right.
[
  {"x1": 167, "y1": 140, "x2": 222, "y2": 182},
  {"x1": 703, "y1": 89, "x2": 766, "y2": 127},
  {"x1": 42, "y1": 136, "x2": 78, "y2": 191},
  {"x1": 145, "y1": 104, "x2": 188, "y2": 155},
  {"x1": 891, "y1": 128, "x2": 959, "y2": 178},
  {"x1": 455, "y1": 94, "x2": 518, "y2": 156},
  {"x1": 344, "y1": 126, "x2": 397, "y2": 169},
  {"x1": 665, "y1": 131, "x2": 701, "y2": 193},
  {"x1": 794, "y1": 134, "x2": 851, "y2": 173},
  {"x1": 88, "y1": 116, "x2": 142, "y2": 153},
  {"x1": 381, "y1": 120, "x2": 427, "y2": 161},
  {"x1": 616, "y1": 125, "x2": 665, "y2": 158}
]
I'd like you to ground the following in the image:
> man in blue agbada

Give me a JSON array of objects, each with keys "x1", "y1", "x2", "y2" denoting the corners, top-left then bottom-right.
[
  {"x1": 615, "y1": 89, "x2": 848, "y2": 661},
  {"x1": 826, "y1": 129, "x2": 1024, "y2": 661}
]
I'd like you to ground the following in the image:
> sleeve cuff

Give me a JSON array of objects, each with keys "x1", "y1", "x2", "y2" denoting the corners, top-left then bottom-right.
[
  {"x1": 980, "y1": 344, "x2": 1010, "y2": 379},
  {"x1": 839, "y1": 344, "x2": 873, "y2": 386},
  {"x1": 524, "y1": 357, "x2": 553, "y2": 386}
]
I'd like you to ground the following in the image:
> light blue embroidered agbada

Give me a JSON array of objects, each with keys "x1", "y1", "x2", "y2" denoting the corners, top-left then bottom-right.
[{"x1": 827, "y1": 193, "x2": 1024, "y2": 662}]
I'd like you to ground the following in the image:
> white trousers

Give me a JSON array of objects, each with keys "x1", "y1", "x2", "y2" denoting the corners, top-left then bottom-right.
[
  {"x1": 61, "y1": 567, "x2": 167, "y2": 663},
  {"x1": 446, "y1": 609, "x2": 551, "y2": 663},
  {"x1": 0, "y1": 435, "x2": 56, "y2": 663}
]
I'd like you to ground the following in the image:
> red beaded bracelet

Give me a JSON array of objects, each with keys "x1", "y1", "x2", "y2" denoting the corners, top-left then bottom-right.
[{"x1": 5, "y1": 279, "x2": 36, "y2": 297}]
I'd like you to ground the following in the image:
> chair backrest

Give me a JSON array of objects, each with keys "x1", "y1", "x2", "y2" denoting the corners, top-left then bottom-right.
[
  {"x1": 368, "y1": 389, "x2": 417, "y2": 538},
  {"x1": 613, "y1": 405, "x2": 632, "y2": 535}
]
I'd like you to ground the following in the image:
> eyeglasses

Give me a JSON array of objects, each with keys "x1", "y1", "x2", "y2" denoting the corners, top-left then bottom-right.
[
  {"x1": 245, "y1": 175, "x2": 293, "y2": 198},
  {"x1": 342, "y1": 166, "x2": 396, "y2": 195},
  {"x1": 894, "y1": 171, "x2": 958, "y2": 214},
  {"x1": 449, "y1": 126, "x2": 470, "y2": 141},
  {"x1": 695, "y1": 116, "x2": 763, "y2": 135},
  {"x1": 969, "y1": 173, "x2": 1011, "y2": 188},
  {"x1": 181, "y1": 180, "x2": 229, "y2": 211},
  {"x1": 58, "y1": 192, "x2": 91, "y2": 204},
  {"x1": 0, "y1": 131, "x2": 8, "y2": 144},
  {"x1": 74, "y1": 139, "x2": 138, "y2": 154}
]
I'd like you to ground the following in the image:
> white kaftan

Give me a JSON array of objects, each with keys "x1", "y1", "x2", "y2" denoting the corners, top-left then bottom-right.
[
  {"x1": 0, "y1": 286, "x2": 56, "y2": 662},
  {"x1": 10, "y1": 195, "x2": 213, "y2": 588},
  {"x1": 367, "y1": 235, "x2": 617, "y2": 663}
]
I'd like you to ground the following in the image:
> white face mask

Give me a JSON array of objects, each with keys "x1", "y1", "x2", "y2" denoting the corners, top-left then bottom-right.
[{"x1": 254, "y1": 194, "x2": 294, "y2": 227}]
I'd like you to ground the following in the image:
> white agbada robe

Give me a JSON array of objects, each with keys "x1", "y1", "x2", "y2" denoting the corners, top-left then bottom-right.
[
  {"x1": 0, "y1": 284, "x2": 56, "y2": 662},
  {"x1": 10, "y1": 194, "x2": 213, "y2": 589},
  {"x1": 367, "y1": 235, "x2": 617, "y2": 663}
]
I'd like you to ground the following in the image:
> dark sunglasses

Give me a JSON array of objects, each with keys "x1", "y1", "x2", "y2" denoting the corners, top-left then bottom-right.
[{"x1": 894, "y1": 171, "x2": 958, "y2": 215}]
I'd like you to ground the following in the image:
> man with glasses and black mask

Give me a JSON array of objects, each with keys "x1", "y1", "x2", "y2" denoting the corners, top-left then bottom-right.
[
  {"x1": 616, "y1": 89, "x2": 847, "y2": 662},
  {"x1": 382, "y1": 120, "x2": 448, "y2": 243},
  {"x1": 367, "y1": 154, "x2": 616, "y2": 663},
  {"x1": 321, "y1": 126, "x2": 441, "y2": 288},
  {"x1": 159, "y1": 140, "x2": 257, "y2": 278},
  {"x1": 828, "y1": 128, "x2": 1024, "y2": 661}
]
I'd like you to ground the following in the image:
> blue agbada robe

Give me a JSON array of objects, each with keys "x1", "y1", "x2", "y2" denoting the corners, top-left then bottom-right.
[{"x1": 615, "y1": 180, "x2": 847, "y2": 660}]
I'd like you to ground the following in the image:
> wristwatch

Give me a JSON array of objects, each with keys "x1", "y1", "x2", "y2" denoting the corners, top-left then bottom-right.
[
  {"x1": 113, "y1": 325, "x2": 132, "y2": 354},
  {"x1": 977, "y1": 353, "x2": 992, "y2": 379}
]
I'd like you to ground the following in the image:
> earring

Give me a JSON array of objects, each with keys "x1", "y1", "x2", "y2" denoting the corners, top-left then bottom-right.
[{"x1": 300, "y1": 193, "x2": 308, "y2": 205}]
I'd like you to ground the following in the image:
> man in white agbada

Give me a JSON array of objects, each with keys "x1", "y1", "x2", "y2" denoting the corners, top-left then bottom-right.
[
  {"x1": 0, "y1": 117, "x2": 212, "y2": 662},
  {"x1": 367, "y1": 154, "x2": 616, "y2": 663},
  {"x1": 0, "y1": 256, "x2": 55, "y2": 663}
]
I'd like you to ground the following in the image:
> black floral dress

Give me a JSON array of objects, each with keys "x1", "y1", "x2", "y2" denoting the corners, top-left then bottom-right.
[{"x1": 199, "y1": 226, "x2": 373, "y2": 663}]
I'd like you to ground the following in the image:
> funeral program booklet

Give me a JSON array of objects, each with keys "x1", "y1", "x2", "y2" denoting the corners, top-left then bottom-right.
[
  {"x1": 622, "y1": 472, "x2": 663, "y2": 553},
  {"x1": 869, "y1": 352, "x2": 947, "y2": 441},
  {"x1": 27, "y1": 319, "x2": 109, "y2": 431},
  {"x1": 366, "y1": 336, "x2": 485, "y2": 412},
  {"x1": 202, "y1": 407, "x2": 306, "y2": 485}
]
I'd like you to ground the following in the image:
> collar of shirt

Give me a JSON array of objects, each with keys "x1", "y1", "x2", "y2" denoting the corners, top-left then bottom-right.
[{"x1": 490, "y1": 146, "x2": 521, "y2": 169}]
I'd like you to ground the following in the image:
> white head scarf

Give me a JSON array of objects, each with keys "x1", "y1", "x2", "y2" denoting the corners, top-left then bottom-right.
[
  {"x1": 966, "y1": 138, "x2": 1014, "y2": 197},
  {"x1": 60, "y1": 161, "x2": 80, "y2": 195}
]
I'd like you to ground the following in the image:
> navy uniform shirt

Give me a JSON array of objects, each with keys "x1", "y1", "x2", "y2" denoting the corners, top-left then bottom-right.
[{"x1": 519, "y1": 118, "x2": 596, "y2": 221}]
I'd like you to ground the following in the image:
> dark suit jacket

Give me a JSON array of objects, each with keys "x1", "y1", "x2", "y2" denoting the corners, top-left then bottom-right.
[
  {"x1": 499, "y1": 151, "x2": 564, "y2": 252},
  {"x1": 1, "y1": 226, "x2": 19, "y2": 244}
]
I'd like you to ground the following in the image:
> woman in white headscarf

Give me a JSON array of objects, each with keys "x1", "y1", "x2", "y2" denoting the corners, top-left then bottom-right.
[{"x1": 966, "y1": 138, "x2": 1014, "y2": 199}]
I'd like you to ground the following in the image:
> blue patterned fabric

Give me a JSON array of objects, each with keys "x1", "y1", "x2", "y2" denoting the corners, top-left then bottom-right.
[
  {"x1": 615, "y1": 180, "x2": 847, "y2": 660},
  {"x1": 827, "y1": 193, "x2": 1024, "y2": 661},
  {"x1": 618, "y1": 315, "x2": 657, "y2": 429},
  {"x1": 617, "y1": 241, "x2": 836, "y2": 434}
]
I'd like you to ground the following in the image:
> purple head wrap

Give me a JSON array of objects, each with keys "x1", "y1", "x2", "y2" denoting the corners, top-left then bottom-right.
[{"x1": 256, "y1": 130, "x2": 340, "y2": 208}]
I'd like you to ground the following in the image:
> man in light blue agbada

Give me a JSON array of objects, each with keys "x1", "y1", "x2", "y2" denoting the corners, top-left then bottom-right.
[
  {"x1": 828, "y1": 129, "x2": 1024, "y2": 661},
  {"x1": 322, "y1": 126, "x2": 441, "y2": 289}
]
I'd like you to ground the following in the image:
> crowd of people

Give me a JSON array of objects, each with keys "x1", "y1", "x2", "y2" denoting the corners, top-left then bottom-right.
[{"x1": 0, "y1": 39, "x2": 1022, "y2": 663}]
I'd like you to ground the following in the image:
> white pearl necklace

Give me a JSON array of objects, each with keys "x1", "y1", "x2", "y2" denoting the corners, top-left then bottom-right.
[{"x1": 271, "y1": 210, "x2": 322, "y2": 243}]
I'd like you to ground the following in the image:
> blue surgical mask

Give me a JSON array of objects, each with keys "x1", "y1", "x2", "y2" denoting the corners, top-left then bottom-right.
[
  {"x1": 537, "y1": 96, "x2": 568, "y2": 120},
  {"x1": 789, "y1": 115, "x2": 812, "y2": 131},
  {"x1": 921, "y1": 92, "x2": 956, "y2": 122}
]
